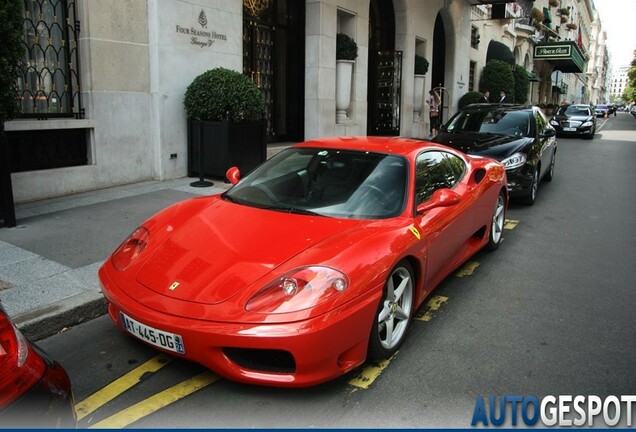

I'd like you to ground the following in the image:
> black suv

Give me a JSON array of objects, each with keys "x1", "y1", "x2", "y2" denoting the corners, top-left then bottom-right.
[{"x1": 432, "y1": 104, "x2": 557, "y2": 205}]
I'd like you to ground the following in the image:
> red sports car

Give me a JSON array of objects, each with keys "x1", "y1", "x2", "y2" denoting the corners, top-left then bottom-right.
[{"x1": 99, "y1": 137, "x2": 507, "y2": 387}]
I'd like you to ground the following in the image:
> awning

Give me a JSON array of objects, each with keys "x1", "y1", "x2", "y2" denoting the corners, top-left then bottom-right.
[
  {"x1": 487, "y1": 40, "x2": 515, "y2": 65},
  {"x1": 527, "y1": 71, "x2": 541, "y2": 82},
  {"x1": 533, "y1": 41, "x2": 585, "y2": 73}
]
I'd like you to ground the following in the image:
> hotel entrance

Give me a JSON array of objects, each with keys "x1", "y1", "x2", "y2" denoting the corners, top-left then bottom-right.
[{"x1": 243, "y1": 0, "x2": 305, "y2": 143}]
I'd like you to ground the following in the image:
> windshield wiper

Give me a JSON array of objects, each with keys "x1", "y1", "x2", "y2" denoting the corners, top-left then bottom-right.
[{"x1": 266, "y1": 205, "x2": 323, "y2": 216}]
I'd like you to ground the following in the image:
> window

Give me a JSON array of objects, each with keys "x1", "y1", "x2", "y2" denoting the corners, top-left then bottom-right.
[
  {"x1": 469, "y1": 61, "x2": 476, "y2": 92},
  {"x1": 470, "y1": 26, "x2": 480, "y2": 49},
  {"x1": 415, "y1": 151, "x2": 465, "y2": 205},
  {"x1": 18, "y1": 0, "x2": 83, "y2": 118}
]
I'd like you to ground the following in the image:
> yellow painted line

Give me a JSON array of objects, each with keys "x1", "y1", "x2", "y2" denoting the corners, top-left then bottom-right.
[
  {"x1": 415, "y1": 295, "x2": 449, "y2": 322},
  {"x1": 455, "y1": 261, "x2": 480, "y2": 278},
  {"x1": 89, "y1": 371, "x2": 219, "y2": 429},
  {"x1": 75, "y1": 354, "x2": 172, "y2": 421},
  {"x1": 348, "y1": 352, "x2": 398, "y2": 389},
  {"x1": 504, "y1": 219, "x2": 519, "y2": 230}
]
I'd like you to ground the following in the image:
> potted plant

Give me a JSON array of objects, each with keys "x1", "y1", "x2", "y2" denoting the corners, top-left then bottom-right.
[
  {"x1": 335, "y1": 33, "x2": 358, "y2": 123},
  {"x1": 558, "y1": 7, "x2": 570, "y2": 16},
  {"x1": 184, "y1": 67, "x2": 266, "y2": 179},
  {"x1": 413, "y1": 55, "x2": 429, "y2": 122},
  {"x1": 549, "y1": 0, "x2": 559, "y2": 7},
  {"x1": 566, "y1": 22, "x2": 577, "y2": 30},
  {"x1": 0, "y1": 1, "x2": 22, "y2": 228}
]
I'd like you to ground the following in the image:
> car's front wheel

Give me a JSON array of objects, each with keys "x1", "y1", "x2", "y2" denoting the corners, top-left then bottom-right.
[
  {"x1": 486, "y1": 191, "x2": 506, "y2": 251},
  {"x1": 521, "y1": 167, "x2": 539, "y2": 205},
  {"x1": 368, "y1": 260, "x2": 414, "y2": 359}
]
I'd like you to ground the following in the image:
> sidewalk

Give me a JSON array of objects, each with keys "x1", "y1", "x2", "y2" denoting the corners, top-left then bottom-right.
[{"x1": 0, "y1": 177, "x2": 233, "y2": 340}]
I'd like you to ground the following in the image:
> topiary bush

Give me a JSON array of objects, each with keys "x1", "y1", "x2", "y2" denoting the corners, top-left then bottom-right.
[
  {"x1": 0, "y1": 1, "x2": 24, "y2": 124},
  {"x1": 336, "y1": 33, "x2": 358, "y2": 61},
  {"x1": 184, "y1": 67, "x2": 265, "y2": 123},
  {"x1": 414, "y1": 55, "x2": 429, "y2": 75},
  {"x1": 513, "y1": 65, "x2": 530, "y2": 104},
  {"x1": 458, "y1": 91, "x2": 486, "y2": 110},
  {"x1": 479, "y1": 60, "x2": 515, "y2": 103}
]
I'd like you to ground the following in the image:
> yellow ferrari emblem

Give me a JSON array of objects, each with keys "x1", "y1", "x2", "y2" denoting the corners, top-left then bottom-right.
[
  {"x1": 409, "y1": 226, "x2": 421, "y2": 240},
  {"x1": 168, "y1": 281, "x2": 180, "y2": 291}
]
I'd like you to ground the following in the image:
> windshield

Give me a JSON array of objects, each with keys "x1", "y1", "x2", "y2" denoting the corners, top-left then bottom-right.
[
  {"x1": 558, "y1": 105, "x2": 591, "y2": 116},
  {"x1": 224, "y1": 148, "x2": 408, "y2": 219},
  {"x1": 445, "y1": 110, "x2": 531, "y2": 138}
]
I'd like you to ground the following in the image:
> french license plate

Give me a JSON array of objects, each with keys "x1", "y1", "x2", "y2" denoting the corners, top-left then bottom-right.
[
  {"x1": 120, "y1": 312, "x2": 185, "y2": 354},
  {"x1": 563, "y1": 127, "x2": 576, "y2": 132}
]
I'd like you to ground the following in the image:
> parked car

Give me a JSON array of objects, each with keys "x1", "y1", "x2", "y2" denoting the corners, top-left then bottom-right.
[
  {"x1": 99, "y1": 137, "x2": 507, "y2": 387},
  {"x1": 594, "y1": 104, "x2": 610, "y2": 117},
  {"x1": 0, "y1": 301, "x2": 75, "y2": 428},
  {"x1": 549, "y1": 104, "x2": 596, "y2": 139},
  {"x1": 432, "y1": 104, "x2": 556, "y2": 205}
]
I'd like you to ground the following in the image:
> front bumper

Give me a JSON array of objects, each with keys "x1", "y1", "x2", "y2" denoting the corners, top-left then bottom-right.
[
  {"x1": 504, "y1": 166, "x2": 535, "y2": 197},
  {"x1": 0, "y1": 346, "x2": 75, "y2": 428},
  {"x1": 100, "y1": 266, "x2": 381, "y2": 387}
]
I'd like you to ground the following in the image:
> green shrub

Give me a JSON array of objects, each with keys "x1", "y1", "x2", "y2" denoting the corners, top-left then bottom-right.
[
  {"x1": 414, "y1": 55, "x2": 429, "y2": 75},
  {"x1": 184, "y1": 67, "x2": 265, "y2": 122},
  {"x1": 458, "y1": 91, "x2": 486, "y2": 110},
  {"x1": 0, "y1": 1, "x2": 24, "y2": 124},
  {"x1": 336, "y1": 33, "x2": 358, "y2": 61},
  {"x1": 513, "y1": 65, "x2": 530, "y2": 104},
  {"x1": 479, "y1": 60, "x2": 515, "y2": 102}
]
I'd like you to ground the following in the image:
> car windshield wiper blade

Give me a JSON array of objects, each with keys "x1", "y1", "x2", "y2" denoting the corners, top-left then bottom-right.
[{"x1": 267, "y1": 205, "x2": 323, "y2": 216}]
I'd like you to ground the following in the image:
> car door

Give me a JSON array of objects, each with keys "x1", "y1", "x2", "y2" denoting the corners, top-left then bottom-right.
[
  {"x1": 413, "y1": 150, "x2": 473, "y2": 292},
  {"x1": 533, "y1": 109, "x2": 556, "y2": 179}
]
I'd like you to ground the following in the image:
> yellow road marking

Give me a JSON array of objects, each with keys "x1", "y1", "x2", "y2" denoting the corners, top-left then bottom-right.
[
  {"x1": 89, "y1": 371, "x2": 219, "y2": 429},
  {"x1": 415, "y1": 295, "x2": 449, "y2": 322},
  {"x1": 455, "y1": 261, "x2": 480, "y2": 278},
  {"x1": 75, "y1": 354, "x2": 172, "y2": 421},
  {"x1": 348, "y1": 352, "x2": 398, "y2": 389},
  {"x1": 504, "y1": 219, "x2": 519, "y2": 230}
]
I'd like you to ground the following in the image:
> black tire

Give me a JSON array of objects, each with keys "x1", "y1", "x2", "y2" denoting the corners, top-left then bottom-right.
[
  {"x1": 368, "y1": 260, "x2": 414, "y2": 360},
  {"x1": 544, "y1": 151, "x2": 555, "y2": 182},
  {"x1": 485, "y1": 191, "x2": 506, "y2": 251},
  {"x1": 521, "y1": 167, "x2": 539, "y2": 206},
  {"x1": 585, "y1": 128, "x2": 595, "y2": 140}
]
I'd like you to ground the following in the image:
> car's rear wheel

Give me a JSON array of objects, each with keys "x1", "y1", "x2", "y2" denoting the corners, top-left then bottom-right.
[
  {"x1": 368, "y1": 260, "x2": 414, "y2": 359},
  {"x1": 486, "y1": 191, "x2": 506, "y2": 251},
  {"x1": 521, "y1": 167, "x2": 539, "y2": 205}
]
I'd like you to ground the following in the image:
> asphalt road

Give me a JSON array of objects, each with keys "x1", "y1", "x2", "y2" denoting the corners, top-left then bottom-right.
[{"x1": 37, "y1": 113, "x2": 636, "y2": 428}]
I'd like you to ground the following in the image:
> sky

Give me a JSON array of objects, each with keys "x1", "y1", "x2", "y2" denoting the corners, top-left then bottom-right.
[{"x1": 593, "y1": 0, "x2": 636, "y2": 68}]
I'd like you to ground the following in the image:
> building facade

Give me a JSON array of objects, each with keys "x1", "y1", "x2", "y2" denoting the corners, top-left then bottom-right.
[{"x1": 5, "y1": 0, "x2": 608, "y2": 204}]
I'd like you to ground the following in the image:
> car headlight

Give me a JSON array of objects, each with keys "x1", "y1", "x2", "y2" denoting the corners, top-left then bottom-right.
[
  {"x1": 245, "y1": 266, "x2": 349, "y2": 314},
  {"x1": 111, "y1": 226, "x2": 150, "y2": 271},
  {"x1": 549, "y1": 120, "x2": 559, "y2": 127},
  {"x1": 501, "y1": 152, "x2": 527, "y2": 171},
  {"x1": 582, "y1": 121, "x2": 593, "y2": 127}
]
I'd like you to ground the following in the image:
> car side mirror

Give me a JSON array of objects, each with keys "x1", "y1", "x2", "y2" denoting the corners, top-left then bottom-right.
[
  {"x1": 540, "y1": 128, "x2": 556, "y2": 138},
  {"x1": 416, "y1": 188, "x2": 461, "y2": 214},
  {"x1": 226, "y1": 167, "x2": 241, "y2": 185}
]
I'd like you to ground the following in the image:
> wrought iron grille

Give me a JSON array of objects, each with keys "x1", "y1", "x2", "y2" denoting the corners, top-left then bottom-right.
[
  {"x1": 18, "y1": 0, "x2": 83, "y2": 119},
  {"x1": 370, "y1": 51, "x2": 402, "y2": 136}
]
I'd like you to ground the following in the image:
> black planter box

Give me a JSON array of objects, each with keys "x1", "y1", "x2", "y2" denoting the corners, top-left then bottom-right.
[
  {"x1": 1, "y1": 131, "x2": 17, "y2": 228},
  {"x1": 188, "y1": 118, "x2": 267, "y2": 179}
]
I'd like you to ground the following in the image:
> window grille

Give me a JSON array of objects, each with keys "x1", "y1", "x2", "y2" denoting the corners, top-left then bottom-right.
[{"x1": 18, "y1": 0, "x2": 83, "y2": 119}]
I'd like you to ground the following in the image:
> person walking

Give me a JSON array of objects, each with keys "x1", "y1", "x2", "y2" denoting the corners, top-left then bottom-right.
[{"x1": 427, "y1": 89, "x2": 441, "y2": 138}]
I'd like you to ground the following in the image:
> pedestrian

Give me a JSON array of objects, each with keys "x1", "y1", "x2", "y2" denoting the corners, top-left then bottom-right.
[
  {"x1": 482, "y1": 90, "x2": 490, "y2": 103},
  {"x1": 427, "y1": 89, "x2": 441, "y2": 138},
  {"x1": 499, "y1": 90, "x2": 509, "y2": 103}
]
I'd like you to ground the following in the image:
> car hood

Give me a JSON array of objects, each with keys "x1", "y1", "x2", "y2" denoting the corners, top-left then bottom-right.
[
  {"x1": 554, "y1": 114, "x2": 592, "y2": 122},
  {"x1": 433, "y1": 132, "x2": 528, "y2": 159},
  {"x1": 135, "y1": 199, "x2": 363, "y2": 305}
]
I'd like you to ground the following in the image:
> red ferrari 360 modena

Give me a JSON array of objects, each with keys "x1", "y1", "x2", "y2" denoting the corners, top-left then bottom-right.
[{"x1": 99, "y1": 136, "x2": 507, "y2": 387}]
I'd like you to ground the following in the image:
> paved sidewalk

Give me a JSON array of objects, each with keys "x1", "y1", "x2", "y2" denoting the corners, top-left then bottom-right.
[{"x1": 0, "y1": 177, "x2": 231, "y2": 340}]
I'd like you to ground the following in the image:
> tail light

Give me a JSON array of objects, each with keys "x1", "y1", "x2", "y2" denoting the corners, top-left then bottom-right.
[{"x1": 0, "y1": 306, "x2": 46, "y2": 408}]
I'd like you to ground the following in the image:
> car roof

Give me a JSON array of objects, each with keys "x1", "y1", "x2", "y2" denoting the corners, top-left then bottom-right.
[{"x1": 462, "y1": 103, "x2": 534, "y2": 113}]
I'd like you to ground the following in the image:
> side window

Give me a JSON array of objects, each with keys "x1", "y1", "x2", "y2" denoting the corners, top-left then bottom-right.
[
  {"x1": 534, "y1": 109, "x2": 547, "y2": 135},
  {"x1": 415, "y1": 151, "x2": 465, "y2": 205}
]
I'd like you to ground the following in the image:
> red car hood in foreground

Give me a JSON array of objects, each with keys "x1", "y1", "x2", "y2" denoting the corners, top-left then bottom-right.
[{"x1": 135, "y1": 198, "x2": 362, "y2": 305}]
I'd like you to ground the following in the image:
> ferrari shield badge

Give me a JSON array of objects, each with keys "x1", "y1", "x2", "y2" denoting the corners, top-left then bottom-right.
[
  {"x1": 409, "y1": 226, "x2": 421, "y2": 240},
  {"x1": 168, "y1": 281, "x2": 180, "y2": 291}
]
